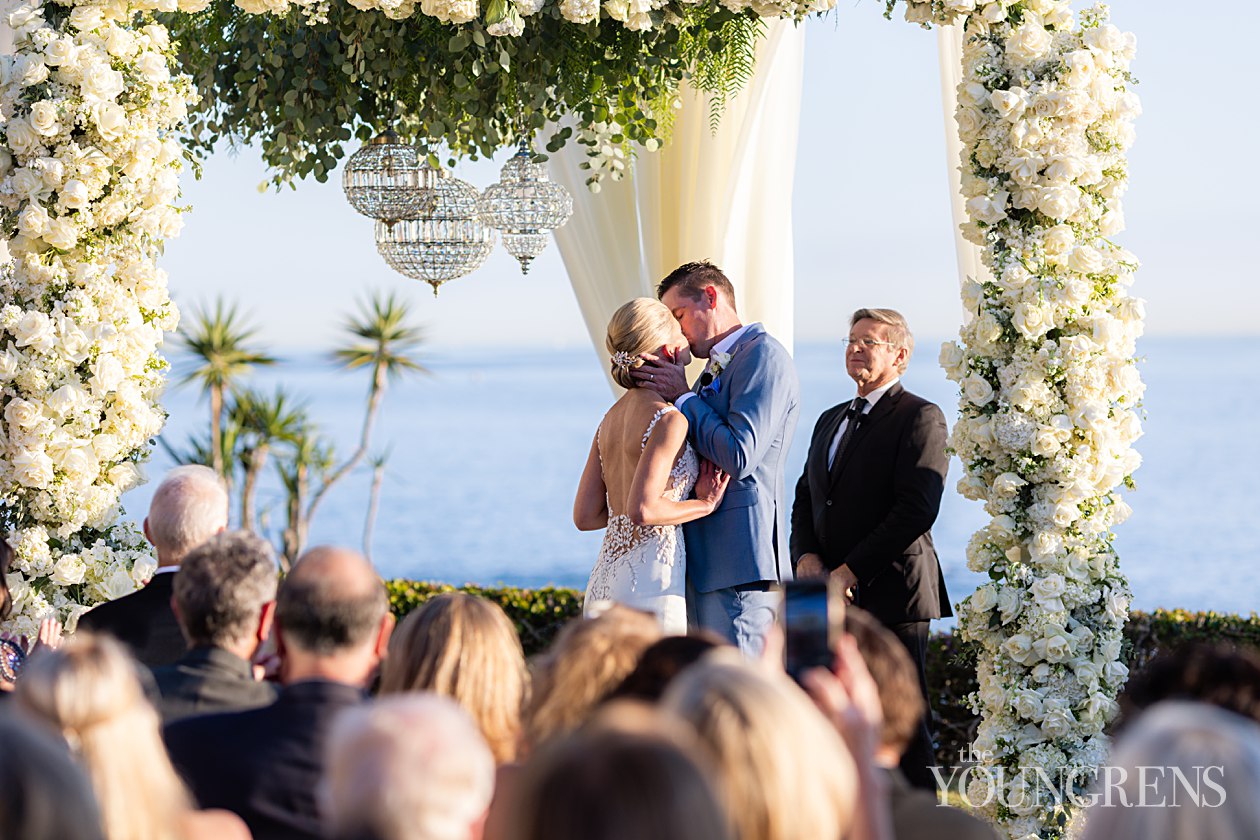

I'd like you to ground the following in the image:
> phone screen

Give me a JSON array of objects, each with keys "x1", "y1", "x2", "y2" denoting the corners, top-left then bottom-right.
[{"x1": 783, "y1": 580, "x2": 836, "y2": 683}]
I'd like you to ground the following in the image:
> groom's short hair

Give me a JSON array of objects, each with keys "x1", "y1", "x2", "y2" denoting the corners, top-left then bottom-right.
[{"x1": 657, "y1": 261, "x2": 736, "y2": 310}]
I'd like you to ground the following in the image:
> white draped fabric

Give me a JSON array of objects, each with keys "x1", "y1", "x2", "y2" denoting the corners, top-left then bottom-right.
[
  {"x1": 550, "y1": 20, "x2": 805, "y2": 387},
  {"x1": 935, "y1": 23, "x2": 991, "y2": 298}
]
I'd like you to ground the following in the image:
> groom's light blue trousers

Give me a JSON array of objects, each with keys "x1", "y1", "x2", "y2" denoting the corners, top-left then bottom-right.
[{"x1": 688, "y1": 582, "x2": 781, "y2": 658}]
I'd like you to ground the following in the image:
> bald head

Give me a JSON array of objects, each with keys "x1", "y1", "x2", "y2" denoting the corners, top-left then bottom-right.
[
  {"x1": 146, "y1": 465, "x2": 229, "y2": 564},
  {"x1": 276, "y1": 547, "x2": 388, "y2": 656}
]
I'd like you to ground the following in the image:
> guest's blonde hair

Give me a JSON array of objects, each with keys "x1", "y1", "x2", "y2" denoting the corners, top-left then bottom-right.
[
  {"x1": 378, "y1": 592, "x2": 528, "y2": 763},
  {"x1": 521, "y1": 606, "x2": 662, "y2": 753},
  {"x1": 605, "y1": 298, "x2": 678, "y2": 390},
  {"x1": 16, "y1": 634, "x2": 192, "y2": 840},
  {"x1": 662, "y1": 654, "x2": 857, "y2": 840}
]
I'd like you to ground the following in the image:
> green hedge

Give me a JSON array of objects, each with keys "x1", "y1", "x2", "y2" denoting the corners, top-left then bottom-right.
[{"x1": 385, "y1": 582, "x2": 1260, "y2": 762}]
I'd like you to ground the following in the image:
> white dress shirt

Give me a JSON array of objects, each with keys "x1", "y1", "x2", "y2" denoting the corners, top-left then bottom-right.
[
  {"x1": 827, "y1": 378, "x2": 899, "y2": 468},
  {"x1": 676, "y1": 323, "x2": 756, "y2": 409}
]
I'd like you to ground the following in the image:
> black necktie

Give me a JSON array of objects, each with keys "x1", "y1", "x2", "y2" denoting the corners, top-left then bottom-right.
[{"x1": 830, "y1": 397, "x2": 868, "y2": 476}]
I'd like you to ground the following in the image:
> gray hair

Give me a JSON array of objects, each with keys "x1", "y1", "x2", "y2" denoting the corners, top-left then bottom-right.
[
  {"x1": 323, "y1": 694, "x2": 495, "y2": 840},
  {"x1": 851, "y1": 308, "x2": 914, "y2": 373},
  {"x1": 172, "y1": 531, "x2": 278, "y2": 648},
  {"x1": 147, "y1": 466, "x2": 229, "y2": 561}
]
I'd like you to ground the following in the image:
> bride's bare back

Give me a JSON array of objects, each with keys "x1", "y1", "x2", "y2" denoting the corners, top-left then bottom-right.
[{"x1": 598, "y1": 389, "x2": 687, "y2": 516}]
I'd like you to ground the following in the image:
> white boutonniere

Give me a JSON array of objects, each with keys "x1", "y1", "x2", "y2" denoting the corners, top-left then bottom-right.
[{"x1": 707, "y1": 351, "x2": 732, "y2": 379}]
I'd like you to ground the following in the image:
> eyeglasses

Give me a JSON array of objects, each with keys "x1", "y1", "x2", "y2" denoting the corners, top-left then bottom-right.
[{"x1": 842, "y1": 338, "x2": 898, "y2": 350}]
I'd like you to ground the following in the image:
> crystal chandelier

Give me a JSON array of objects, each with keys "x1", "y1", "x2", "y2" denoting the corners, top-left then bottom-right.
[
  {"x1": 374, "y1": 163, "x2": 495, "y2": 295},
  {"x1": 477, "y1": 141, "x2": 574, "y2": 274},
  {"x1": 341, "y1": 130, "x2": 435, "y2": 224}
]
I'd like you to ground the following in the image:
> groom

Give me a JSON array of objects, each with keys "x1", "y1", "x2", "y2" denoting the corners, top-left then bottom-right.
[{"x1": 635, "y1": 261, "x2": 799, "y2": 655}]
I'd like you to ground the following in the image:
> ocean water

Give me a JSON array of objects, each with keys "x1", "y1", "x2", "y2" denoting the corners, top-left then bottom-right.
[{"x1": 122, "y1": 337, "x2": 1260, "y2": 618}]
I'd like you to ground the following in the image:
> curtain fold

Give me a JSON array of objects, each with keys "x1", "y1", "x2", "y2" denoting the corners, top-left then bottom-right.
[
  {"x1": 936, "y1": 23, "x2": 990, "y2": 301},
  {"x1": 551, "y1": 20, "x2": 805, "y2": 389}
]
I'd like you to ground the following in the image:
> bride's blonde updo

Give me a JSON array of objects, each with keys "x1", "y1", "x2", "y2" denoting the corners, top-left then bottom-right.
[{"x1": 606, "y1": 298, "x2": 676, "y2": 390}]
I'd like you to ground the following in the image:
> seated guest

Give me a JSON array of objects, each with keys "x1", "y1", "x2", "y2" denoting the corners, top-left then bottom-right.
[
  {"x1": 80, "y1": 466, "x2": 229, "y2": 667},
  {"x1": 378, "y1": 592, "x2": 527, "y2": 764},
  {"x1": 844, "y1": 608, "x2": 998, "y2": 840},
  {"x1": 1081, "y1": 701, "x2": 1260, "y2": 840},
  {"x1": 151, "y1": 531, "x2": 280, "y2": 723},
  {"x1": 602, "y1": 633, "x2": 725, "y2": 704},
  {"x1": 520, "y1": 605, "x2": 661, "y2": 754},
  {"x1": 165, "y1": 547, "x2": 394, "y2": 840},
  {"x1": 661, "y1": 653, "x2": 857, "y2": 840},
  {"x1": 14, "y1": 634, "x2": 249, "y2": 840},
  {"x1": 323, "y1": 694, "x2": 496, "y2": 840},
  {"x1": 506, "y1": 703, "x2": 730, "y2": 840},
  {"x1": 0, "y1": 716, "x2": 105, "y2": 840},
  {"x1": 1119, "y1": 642, "x2": 1260, "y2": 727}
]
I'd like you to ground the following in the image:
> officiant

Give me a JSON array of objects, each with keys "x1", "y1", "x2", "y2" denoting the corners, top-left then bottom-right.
[{"x1": 790, "y1": 307, "x2": 951, "y2": 789}]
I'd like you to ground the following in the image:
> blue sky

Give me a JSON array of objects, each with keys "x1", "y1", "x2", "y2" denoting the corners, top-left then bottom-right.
[{"x1": 159, "y1": 1, "x2": 1257, "y2": 351}]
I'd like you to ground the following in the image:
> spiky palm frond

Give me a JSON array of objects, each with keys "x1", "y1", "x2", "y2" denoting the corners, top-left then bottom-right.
[
  {"x1": 331, "y1": 292, "x2": 428, "y2": 382},
  {"x1": 177, "y1": 299, "x2": 277, "y2": 392}
]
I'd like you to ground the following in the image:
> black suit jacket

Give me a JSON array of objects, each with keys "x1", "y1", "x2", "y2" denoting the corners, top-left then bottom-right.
[
  {"x1": 151, "y1": 646, "x2": 278, "y2": 724},
  {"x1": 883, "y1": 767, "x2": 999, "y2": 840},
  {"x1": 790, "y1": 382, "x2": 951, "y2": 623},
  {"x1": 77, "y1": 571, "x2": 186, "y2": 668},
  {"x1": 164, "y1": 680, "x2": 365, "y2": 840}
]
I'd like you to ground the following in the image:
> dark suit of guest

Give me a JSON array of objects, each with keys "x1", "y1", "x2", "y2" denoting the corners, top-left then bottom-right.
[
  {"x1": 883, "y1": 767, "x2": 999, "y2": 840},
  {"x1": 78, "y1": 570, "x2": 185, "y2": 668},
  {"x1": 791, "y1": 381, "x2": 950, "y2": 787},
  {"x1": 151, "y1": 646, "x2": 278, "y2": 724},
  {"x1": 164, "y1": 680, "x2": 364, "y2": 840}
]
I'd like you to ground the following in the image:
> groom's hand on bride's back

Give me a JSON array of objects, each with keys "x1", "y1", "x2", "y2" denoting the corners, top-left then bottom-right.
[{"x1": 631, "y1": 353, "x2": 689, "y2": 402}]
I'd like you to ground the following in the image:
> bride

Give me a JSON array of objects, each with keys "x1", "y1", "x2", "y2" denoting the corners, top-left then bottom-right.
[{"x1": 574, "y1": 298, "x2": 728, "y2": 633}]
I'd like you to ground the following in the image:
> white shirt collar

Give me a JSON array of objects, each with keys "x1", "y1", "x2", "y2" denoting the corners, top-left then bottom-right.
[
  {"x1": 857, "y1": 377, "x2": 899, "y2": 410},
  {"x1": 153, "y1": 566, "x2": 180, "y2": 575},
  {"x1": 710, "y1": 323, "x2": 756, "y2": 358}
]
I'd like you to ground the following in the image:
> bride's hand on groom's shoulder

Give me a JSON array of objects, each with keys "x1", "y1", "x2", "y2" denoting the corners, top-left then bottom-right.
[
  {"x1": 695, "y1": 460, "x2": 729, "y2": 512},
  {"x1": 631, "y1": 352, "x2": 688, "y2": 402}
]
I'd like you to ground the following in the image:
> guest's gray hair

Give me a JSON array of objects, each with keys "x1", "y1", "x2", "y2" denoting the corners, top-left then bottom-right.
[
  {"x1": 851, "y1": 308, "x2": 914, "y2": 373},
  {"x1": 323, "y1": 694, "x2": 495, "y2": 840},
  {"x1": 147, "y1": 465, "x2": 229, "y2": 561},
  {"x1": 173, "y1": 531, "x2": 278, "y2": 648}
]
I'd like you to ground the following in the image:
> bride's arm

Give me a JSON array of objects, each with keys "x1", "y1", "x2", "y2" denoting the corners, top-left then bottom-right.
[
  {"x1": 629, "y1": 412, "x2": 728, "y2": 527},
  {"x1": 574, "y1": 434, "x2": 609, "y2": 531}
]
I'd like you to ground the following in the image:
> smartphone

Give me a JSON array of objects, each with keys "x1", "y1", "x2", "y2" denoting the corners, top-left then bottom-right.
[{"x1": 782, "y1": 579, "x2": 843, "y2": 684}]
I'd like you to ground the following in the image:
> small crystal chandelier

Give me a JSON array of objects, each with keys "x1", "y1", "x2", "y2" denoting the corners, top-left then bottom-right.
[
  {"x1": 374, "y1": 163, "x2": 494, "y2": 295},
  {"x1": 477, "y1": 141, "x2": 574, "y2": 274},
  {"x1": 341, "y1": 130, "x2": 435, "y2": 224}
]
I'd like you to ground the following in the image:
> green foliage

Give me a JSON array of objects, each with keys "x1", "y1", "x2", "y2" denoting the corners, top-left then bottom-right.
[
  {"x1": 385, "y1": 579, "x2": 584, "y2": 656},
  {"x1": 162, "y1": 3, "x2": 767, "y2": 187}
]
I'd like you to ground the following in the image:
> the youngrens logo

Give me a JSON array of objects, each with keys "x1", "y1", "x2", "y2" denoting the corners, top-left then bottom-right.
[{"x1": 932, "y1": 748, "x2": 1227, "y2": 810}]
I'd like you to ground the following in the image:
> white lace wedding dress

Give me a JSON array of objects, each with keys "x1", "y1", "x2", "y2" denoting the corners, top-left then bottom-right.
[{"x1": 584, "y1": 405, "x2": 698, "y2": 634}]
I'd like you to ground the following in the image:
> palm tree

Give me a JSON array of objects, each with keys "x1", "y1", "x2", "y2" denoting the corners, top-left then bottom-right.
[
  {"x1": 300, "y1": 292, "x2": 427, "y2": 544},
  {"x1": 362, "y1": 449, "x2": 390, "y2": 563},
  {"x1": 176, "y1": 300, "x2": 276, "y2": 482},
  {"x1": 277, "y1": 427, "x2": 335, "y2": 570},
  {"x1": 232, "y1": 388, "x2": 307, "y2": 533}
]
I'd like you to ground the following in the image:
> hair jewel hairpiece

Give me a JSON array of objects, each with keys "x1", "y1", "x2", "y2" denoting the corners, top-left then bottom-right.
[{"x1": 610, "y1": 350, "x2": 638, "y2": 372}]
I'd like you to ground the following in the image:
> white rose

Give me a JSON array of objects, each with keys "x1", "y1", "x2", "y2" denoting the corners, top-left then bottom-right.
[
  {"x1": 135, "y1": 52, "x2": 169, "y2": 84},
  {"x1": 43, "y1": 216, "x2": 79, "y2": 250},
  {"x1": 14, "y1": 310, "x2": 57, "y2": 352},
  {"x1": 50, "y1": 553, "x2": 88, "y2": 585},
  {"x1": 1003, "y1": 633, "x2": 1035, "y2": 665},
  {"x1": 1013, "y1": 689, "x2": 1045, "y2": 721},
  {"x1": 1067, "y1": 244, "x2": 1105, "y2": 275},
  {"x1": 82, "y1": 62, "x2": 125, "y2": 102},
  {"x1": 29, "y1": 100, "x2": 61, "y2": 137},
  {"x1": 1100, "y1": 206, "x2": 1125, "y2": 236},
  {"x1": 4, "y1": 397, "x2": 42, "y2": 428},
  {"x1": 92, "y1": 568, "x2": 137, "y2": 602},
  {"x1": 14, "y1": 54, "x2": 49, "y2": 86},
  {"x1": 143, "y1": 24, "x2": 172, "y2": 52},
  {"x1": 107, "y1": 462, "x2": 143, "y2": 492},
  {"x1": 13, "y1": 450, "x2": 54, "y2": 488},
  {"x1": 92, "y1": 101, "x2": 129, "y2": 144},
  {"x1": 105, "y1": 27, "x2": 138, "y2": 58},
  {"x1": 69, "y1": 5, "x2": 105, "y2": 30},
  {"x1": 1042, "y1": 224, "x2": 1075, "y2": 259},
  {"x1": 6, "y1": 117, "x2": 44, "y2": 157},
  {"x1": 17, "y1": 204, "x2": 50, "y2": 238},
  {"x1": 993, "y1": 473, "x2": 1026, "y2": 495},
  {"x1": 90, "y1": 353, "x2": 125, "y2": 393},
  {"x1": 57, "y1": 179, "x2": 91, "y2": 212},
  {"x1": 1037, "y1": 186, "x2": 1079, "y2": 221},
  {"x1": 997, "y1": 586, "x2": 1023, "y2": 622},
  {"x1": 1006, "y1": 20, "x2": 1053, "y2": 64},
  {"x1": 1040, "y1": 705, "x2": 1077, "y2": 738},
  {"x1": 939, "y1": 342, "x2": 966, "y2": 379},
  {"x1": 1012, "y1": 302, "x2": 1050, "y2": 339},
  {"x1": 971, "y1": 584, "x2": 998, "y2": 613},
  {"x1": 966, "y1": 191, "x2": 1009, "y2": 225},
  {"x1": 1035, "y1": 630, "x2": 1074, "y2": 663},
  {"x1": 989, "y1": 87, "x2": 1028, "y2": 122},
  {"x1": 12, "y1": 167, "x2": 47, "y2": 201},
  {"x1": 963, "y1": 373, "x2": 995, "y2": 407}
]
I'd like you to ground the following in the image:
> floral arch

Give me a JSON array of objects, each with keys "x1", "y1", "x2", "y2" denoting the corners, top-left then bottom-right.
[{"x1": 0, "y1": 0, "x2": 1140, "y2": 836}]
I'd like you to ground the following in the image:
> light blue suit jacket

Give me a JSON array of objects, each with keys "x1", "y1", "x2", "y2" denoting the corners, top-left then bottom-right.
[{"x1": 679, "y1": 324, "x2": 800, "y2": 592}]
